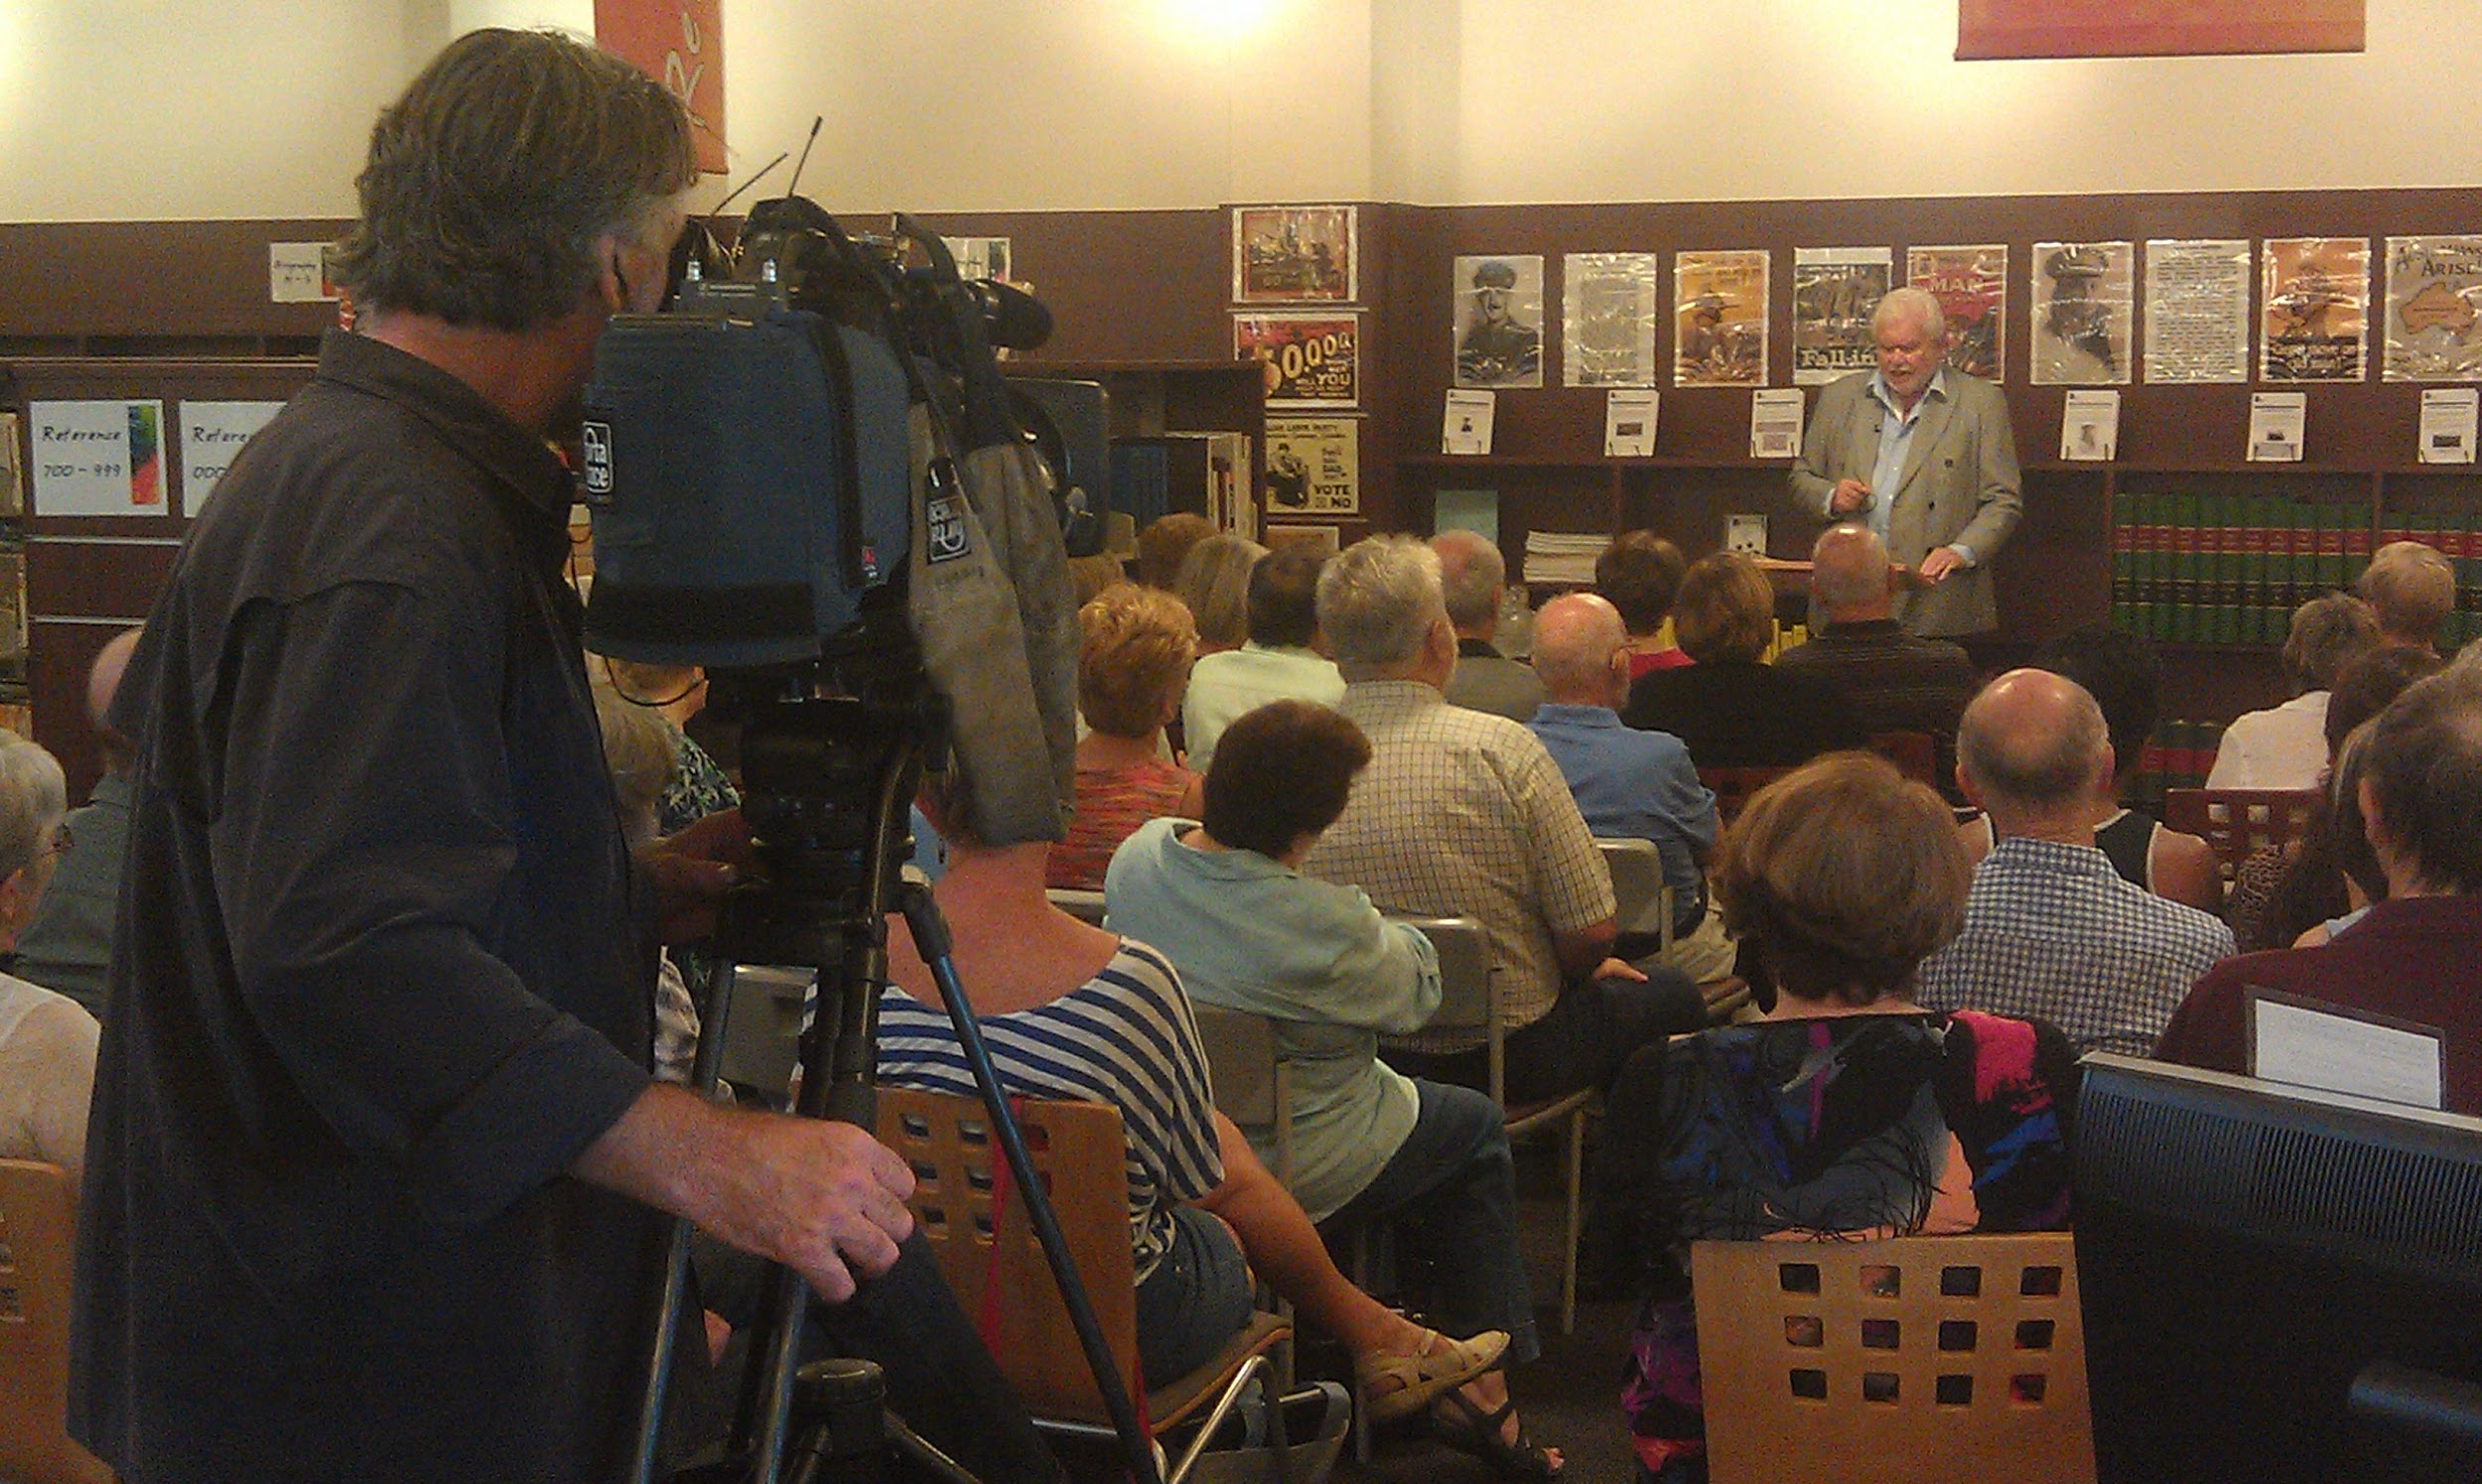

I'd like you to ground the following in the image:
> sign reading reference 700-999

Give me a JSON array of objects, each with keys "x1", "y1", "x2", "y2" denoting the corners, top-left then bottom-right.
[{"x1": 29, "y1": 400, "x2": 169, "y2": 517}]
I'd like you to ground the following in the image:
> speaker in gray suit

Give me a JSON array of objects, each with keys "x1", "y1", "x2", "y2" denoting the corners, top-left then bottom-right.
[{"x1": 1788, "y1": 287, "x2": 2023, "y2": 638}]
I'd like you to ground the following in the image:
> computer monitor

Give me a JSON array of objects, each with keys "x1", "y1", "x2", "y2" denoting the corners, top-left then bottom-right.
[{"x1": 2075, "y1": 1054, "x2": 2482, "y2": 1482}]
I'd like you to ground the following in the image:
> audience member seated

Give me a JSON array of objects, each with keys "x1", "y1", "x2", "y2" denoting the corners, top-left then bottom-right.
[
  {"x1": 1180, "y1": 545, "x2": 1345, "y2": 774},
  {"x1": 1172, "y1": 532, "x2": 1267, "y2": 657},
  {"x1": 1066, "y1": 551, "x2": 1132, "y2": 609},
  {"x1": 1302, "y1": 537, "x2": 1706, "y2": 1105},
  {"x1": 1919, "y1": 670, "x2": 2235, "y2": 1056},
  {"x1": 14, "y1": 627, "x2": 141, "y2": 1016},
  {"x1": 1595, "y1": 530, "x2": 1692, "y2": 678},
  {"x1": 1964, "y1": 624, "x2": 2222, "y2": 913},
  {"x1": 2357, "y1": 538, "x2": 2457, "y2": 656},
  {"x1": 2161, "y1": 667, "x2": 2482, "y2": 1114},
  {"x1": 1619, "y1": 550, "x2": 1864, "y2": 768},
  {"x1": 1525, "y1": 595, "x2": 1733, "y2": 983},
  {"x1": 2225, "y1": 644, "x2": 2439, "y2": 951},
  {"x1": 1774, "y1": 523, "x2": 1977, "y2": 796},
  {"x1": 1136, "y1": 510, "x2": 1214, "y2": 591},
  {"x1": 1594, "y1": 753, "x2": 2076, "y2": 1484},
  {"x1": 1049, "y1": 586, "x2": 1205, "y2": 891},
  {"x1": 2205, "y1": 592, "x2": 2381, "y2": 790},
  {"x1": 1107, "y1": 702, "x2": 1560, "y2": 1470},
  {"x1": 592, "y1": 680, "x2": 702, "y2": 1086},
  {"x1": 878, "y1": 775, "x2": 1548, "y2": 1470},
  {"x1": 0, "y1": 732, "x2": 96, "y2": 1180},
  {"x1": 1434, "y1": 530, "x2": 1545, "y2": 722}
]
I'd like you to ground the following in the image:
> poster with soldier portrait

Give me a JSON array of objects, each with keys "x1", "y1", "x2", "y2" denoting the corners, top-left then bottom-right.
[
  {"x1": 1263, "y1": 416, "x2": 1358, "y2": 516},
  {"x1": 1234, "y1": 312, "x2": 1358, "y2": 408},
  {"x1": 1907, "y1": 244, "x2": 2006, "y2": 382},
  {"x1": 1453, "y1": 255, "x2": 1545, "y2": 389},
  {"x1": 2262, "y1": 237, "x2": 2370, "y2": 383},
  {"x1": 2030, "y1": 241, "x2": 2134, "y2": 385},
  {"x1": 2382, "y1": 235, "x2": 2482, "y2": 382},
  {"x1": 1792, "y1": 247, "x2": 1892, "y2": 385},
  {"x1": 1231, "y1": 205, "x2": 1356, "y2": 305},
  {"x1": 1562, "y1": 252, "x2": 1662, "y2": 387},
  {"x1": 1674, "y1": 249, "x2": 1769, "y2": 387}
]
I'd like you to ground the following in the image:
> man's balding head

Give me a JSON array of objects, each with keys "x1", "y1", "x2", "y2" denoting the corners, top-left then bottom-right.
[
  {"x1": 1811, "y1": 523, "x2": 1892, "y2": 620},
  {"x1": 89, "y1": 626, "x2": 143, "y2": 772},
  {"x1": 1530, "y1": 593, "x2": 1627, "y2": 705},
  {"x1": 1958, "y1": 668, "x2": 2113, "y2": 828},
  {"x1": 1431, "y1": 529, "x2": 1506, "y2": 636}
]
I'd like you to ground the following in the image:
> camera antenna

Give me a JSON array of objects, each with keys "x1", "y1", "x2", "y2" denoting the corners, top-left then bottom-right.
[
  {"x1": 783, "y1": 115, "x2": 824, "y2": 202},
  {"x1": 706, "y1": 149, "x2": 789, "y2": 223}
]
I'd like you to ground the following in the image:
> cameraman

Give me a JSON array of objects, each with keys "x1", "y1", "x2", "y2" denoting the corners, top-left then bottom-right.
[{"x1": 72, "y1": 31, "x2": 915, "y2": 1481}]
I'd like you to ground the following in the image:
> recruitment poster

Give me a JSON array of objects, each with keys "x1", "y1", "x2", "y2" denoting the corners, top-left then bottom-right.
[
  {"x1": 1263, "y1": 416, "x2": 1358, "y2": 516},
  {"x1": 1675, "y1": 249, "x2": 1769, "y2": 387},
  {"x1": 2382, "y1": 235, "x2": 2482, "y2": 382},
  {"x1": 1232, "y1": 205, "x2": 1356, "y2": 304},
  {"x1": 1908, "y1": 244, "x2": 2006, "y2": 382},
  {"x1": 1562, "y1": 252, "x2": 1661, "y2": 388},
  {"x1": 1453, "y1": 255, "x2": 1545, "y2": 389},
  {"x1": 1792, "y1": 246, "x2": 1891, "y2": 385},
  {"x1": 2262, "y1": 237, "x2": 2370, "y2": 383},
  {"x1": 2142, "y1": 239, "x2": 2251, "y2": 384},
  {"x1": 2030, "y1": 241, "x2": 2134, "y2": 385},
  {"x1": 1234, "y1": 312, "x2": 1358, "y2": 408}
]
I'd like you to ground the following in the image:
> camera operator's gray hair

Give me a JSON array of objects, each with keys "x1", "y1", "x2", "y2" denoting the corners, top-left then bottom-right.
[
  {"x1": 1318, "y1": 536, "x2": 1448, "y2": 675},
  {"x1": 1431, "y1": 530, "x2": 1506, "y2": 629},
  {"x1": 0, "y1": 733, "x2": 66, "y2": 885},
  {"x1": 330, "y1": 28, "x2": 697, "y2": 332},
  {"x1": 1872, "y1": 286, "x2": 1946, "y2": 344}
]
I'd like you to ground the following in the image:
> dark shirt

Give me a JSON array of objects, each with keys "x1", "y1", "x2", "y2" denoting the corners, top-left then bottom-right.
[
  {"x1": 72, "y1": 330, "x2": 658, "y2": 1482},
  {"x1": 12, "y1": 769, "x2": 132, "y2": 1016},
  {"x1": 1445, "y1": 635, "x2": 1545, "y2": 722},
  {"x1": 1774, "y1": 617, "x2": 1976, "y2": 794},
  {"x1": 1619, "y1": 657, "x2": 1865, "y2": 770}
]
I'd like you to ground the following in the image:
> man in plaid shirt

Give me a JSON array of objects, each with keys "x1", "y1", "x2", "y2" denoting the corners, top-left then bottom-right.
[
  {"x1": 1302, "y1": 537, "x2": 1706, "y2": 1103},
  {"x1": 1916, "y1": 669, "x2": 2235, "y2": 1056}
]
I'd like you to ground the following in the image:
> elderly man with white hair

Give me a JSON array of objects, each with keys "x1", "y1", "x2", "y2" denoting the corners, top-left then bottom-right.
[
  {"x1": 1432, "y1": 529, "x2": 1544, "y2": 722},
  {"x1": 1789, "y1": 286, "x2": 2023, "y2": 637},
  {"x1": 1302, "y1": 537, "x2": 1707, "y2": 1104},
  {"x1": 0, "y1": 730, "x2": 95, "y2": 1181}
]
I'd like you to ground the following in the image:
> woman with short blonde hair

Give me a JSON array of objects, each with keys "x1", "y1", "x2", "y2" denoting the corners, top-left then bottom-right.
[{"x1": 1050, "y1": 586, "x2": 1206, "y2": 889}]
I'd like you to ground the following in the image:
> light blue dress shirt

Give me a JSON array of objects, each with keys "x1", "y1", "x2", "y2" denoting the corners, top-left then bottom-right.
[
  {"x1": 1525, "y1": 703, "x2": 1716, "y2": 927},
  {"x1": 1862, "y1": 367, "x2": 1977, "y2": 566}
]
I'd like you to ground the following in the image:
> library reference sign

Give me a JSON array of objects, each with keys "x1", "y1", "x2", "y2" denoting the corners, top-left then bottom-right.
[{"x1": 30, "y1": 400, "x2": 169, "y2": 517}]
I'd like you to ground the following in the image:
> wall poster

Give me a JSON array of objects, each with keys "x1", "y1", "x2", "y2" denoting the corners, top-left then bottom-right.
[
  {"x1": 1562, "y1": 252, "x2": 1662, "y2": 388},
  {"x1": 1907, "y1": 244, "x2": 2007, "y2": 382},
  {"x1": 1234, "y1": 312, "x2": 1358, "y2": 408},
  {"x1": 2030, "y1": 241, "x2": 2134, "y2": 385},
  {"x1": 2142, "y1": 239, "x2": 2251, "y2": 384},
  {"x1": 1263, "y1": 416, "x2": 1359, "y2": 516},
  {"x1": 1791, "y1": 246, "x2": 1892, "y2": 385},
  {"x1": 2383, "y1": 235, "x2": 2482, "y2": 383},
  {"x1": 1453, "y1": 255, "x2": 1545, "y2": 389},
  {"x1": 1674, "y1": 249, "x2": 1769, "y2": 387},
  {"x1": 2261, "y1": 237, "x2": 2370, "y2": 383},
  {"x1": 1231, "y1": 205, "x2": 1356, "y2": 304}
]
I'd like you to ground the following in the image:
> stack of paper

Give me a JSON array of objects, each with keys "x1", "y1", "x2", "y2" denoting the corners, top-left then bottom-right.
[{"x1": 1523, "y1": 530, "x2": 1606, "y2": 587}]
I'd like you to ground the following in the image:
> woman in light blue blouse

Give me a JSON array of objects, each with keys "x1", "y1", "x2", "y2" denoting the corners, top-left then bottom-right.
[{"x1": 1106, "y1": 700, "x2": 1558, "y2": 1478}]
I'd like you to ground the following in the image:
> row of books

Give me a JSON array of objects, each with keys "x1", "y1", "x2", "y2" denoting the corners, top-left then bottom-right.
[{"x1": 2129, "y1": 718, "x2": 2227, "y2": 816}]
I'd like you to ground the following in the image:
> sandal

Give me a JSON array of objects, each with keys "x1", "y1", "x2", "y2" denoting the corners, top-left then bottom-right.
[
  {"x1": 1430, "y1": 1377, "x2": 1564, "y2": 1479},
  {"x1": 1353, "y1": 1327, "x2": 1508, "y2": 1423}
]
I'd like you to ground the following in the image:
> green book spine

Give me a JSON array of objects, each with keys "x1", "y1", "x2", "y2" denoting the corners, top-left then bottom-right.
[
  {"x1": 2112, "y1": 491, "x2": 2136, "y2": 609},
  {"x1": 2318, "y1": 504, "x2": 2347, "y2": 590}
]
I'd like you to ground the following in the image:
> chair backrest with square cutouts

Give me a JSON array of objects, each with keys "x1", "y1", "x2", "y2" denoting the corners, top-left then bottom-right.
[
  {"x1": 1692, "y1": 1232, "x2": 2095, "y2": 1484},
  {"x1": 2162, "y1": 788, "x2": 2320, "y2": 886}
]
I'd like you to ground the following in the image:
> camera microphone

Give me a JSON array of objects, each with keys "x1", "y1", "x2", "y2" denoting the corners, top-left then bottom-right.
[{"x1": 962, "y1": 279, "x2": 1052, "y2": 351}]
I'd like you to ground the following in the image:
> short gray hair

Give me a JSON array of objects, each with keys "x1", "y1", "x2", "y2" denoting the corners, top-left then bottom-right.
[
  {"x1": 0, "y1": 733, "x2": 67, "y2": 883},
  {"x1": 1318, "y1": 536, "x2": 1447, "y2": 673},
  {"x1": 1431, "y1": 530, "x2": 1505, "y2": 628},
  {"x1": 1810, "y1": 523, "x2": 1889, "y2": 613},
  {"x1": 2281, "y1": 592, "x2": 2380, "y2": 691},
  {"x1": 1958, "y1": 672, "x2": 2110, "y2": 810},
  {"x1": 2357, "y1": 540, "x2": 2456, "y2": 642},
  {"x1": 1872, "y1": 286, "x2": 1946, "y2": 343}
]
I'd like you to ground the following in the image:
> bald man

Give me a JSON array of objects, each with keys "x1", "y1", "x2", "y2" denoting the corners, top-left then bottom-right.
[
  {"x1": 1776, "y1": 523, "x2": 1978, "y2": 797},
  {"x1": 1433, "y1": 530, "x2": 1545, "y2": 722},
  {"x1": 1914, "y1": 669, "x2": 2233, "y2": 1057},
  {"x1": 1525, "y1": 595, "x2": 1733, "y2": 982},
  {"x1": 15, "y1": 627, "x2": 144, "y2": 1015}
]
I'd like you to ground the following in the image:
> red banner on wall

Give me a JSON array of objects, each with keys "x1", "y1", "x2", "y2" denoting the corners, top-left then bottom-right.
[
  {"x1": 595, "y1": 0, "x2": 726, "y2": 173},
  {"x1": 1958, "y1": 0, "x2": 2363, "y2": 60}
]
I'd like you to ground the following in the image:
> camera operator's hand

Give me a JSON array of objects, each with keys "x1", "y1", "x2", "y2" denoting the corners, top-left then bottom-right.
[
  {"x1": 575, "y1": 1084, "x2": 916, "y2": 1304},
  {"x1": 635, "y1": 808, "x2": 755, "y2": 944}
]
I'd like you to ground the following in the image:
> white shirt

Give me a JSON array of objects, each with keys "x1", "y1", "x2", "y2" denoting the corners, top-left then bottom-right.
[
  {"x1": 2205, "y1": 691, "x2": 2330, "y2": 791},
  {"x1": 0, "y1": 971, "x2": 99, "y2": 1180}
]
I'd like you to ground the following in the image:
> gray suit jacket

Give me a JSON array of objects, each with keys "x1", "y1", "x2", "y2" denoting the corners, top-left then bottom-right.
[{"x1": 1788, "y1": 369, "x2": 2023, "y2": 637}]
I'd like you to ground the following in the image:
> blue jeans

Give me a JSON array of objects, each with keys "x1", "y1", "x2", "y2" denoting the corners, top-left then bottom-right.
[
  {"x1": 1133, "y1": 1202, "x2": 1255, "y2": 1382},
  {"x1": 1389, "y1": 961, "x2": 1707, "y2": 1105},
  {"x1": 1321, "y1": 1080, "x2": 1541, "y2": 1365}
]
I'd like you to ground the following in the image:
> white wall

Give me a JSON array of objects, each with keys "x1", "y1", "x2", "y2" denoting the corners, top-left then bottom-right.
[{"x1": 0, "y1": 0, "x2": 2473, "y2": 223}]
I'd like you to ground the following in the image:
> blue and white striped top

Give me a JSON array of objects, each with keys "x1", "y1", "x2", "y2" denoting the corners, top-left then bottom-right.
[{"x1": 875, "y1": 940, "x2": 1224, "y2": 1282}]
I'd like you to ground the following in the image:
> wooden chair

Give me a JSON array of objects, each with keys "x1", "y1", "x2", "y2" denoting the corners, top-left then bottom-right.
[
  {"x1": 1595, "y1": 837, "x2": 1675, "y2": 951},
  {"x1": 0, "y1": 1159, "x2": 114, "y2": 1484},
  {"x1": 1046, "y1": 886, "x2": 1110, "y2": 926},
  {"x1": 876, "y1": 1088, "x2": 1291, "y2": 1484},
  {"x1": 2161, "y1": 787, "x2": 2321, "y2": 888},
  {"x1": 1867, "y1": 730, "x2": 1940, "y2": 789},
  {"x1": 1699, "y1": 766, "x2": 1795, "y2": 827},
  {"x1": 1692, "y1": 1231, "x2": 2095, "y2": 1484}
]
